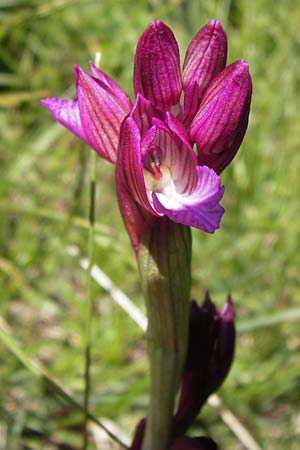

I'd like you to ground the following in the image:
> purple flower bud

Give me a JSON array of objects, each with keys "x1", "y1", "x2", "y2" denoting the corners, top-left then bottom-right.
[
  {"x1": 174, "y1": 293, "x2": 235, "y2": 435},
  {"x1": 182, "y1": 19, "x2": 227, "y2": 125},
  {"x1": 133, "y1": 20, "x2": 182, "y2": 110},
  {"x1": 130, "y1": 419, "x2": 146, "y2": 450},
  {"x1": 190, "y1": 60, "x2": 252, "y2": 174}
]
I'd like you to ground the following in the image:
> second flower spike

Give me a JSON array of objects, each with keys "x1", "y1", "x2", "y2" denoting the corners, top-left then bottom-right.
[{"x1": 174, "y1": 293, "x2": 235, "y2": 436}]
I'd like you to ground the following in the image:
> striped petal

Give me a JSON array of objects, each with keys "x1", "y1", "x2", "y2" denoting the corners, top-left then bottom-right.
[
  {"x1": 40, "y1": 97, "x2": 89, "y2": 144},
  {"x1": 133, "y1": 20, "x2": 182, "y2": 110},
  {"x1": 116, "y1": 114, "x2": 158, "y2": 252},
  {"x1": 116, "y1": 166, "x2": 153, "y2": 253},
  {"x1": 182, "y1": 19, "x2": 227, "y2": 124},
  {"x1": 117, "y1": 115, "x2": 156, "y2": 215},
  {"x1": 131, "y1": 93, "x2": 156, "y2": 136},
  {"x1": 152, "y1": 166, "x2": 224, "y2": 233},
  {"x1": 190, "y1": 60, "x2": 252, "y2": 174},
  {"x1": 75, "y1": 65, "x2": 131, "y2": 163},
  {"x1": 88, "y1": 61, "x2": 132, "y2": 112}
]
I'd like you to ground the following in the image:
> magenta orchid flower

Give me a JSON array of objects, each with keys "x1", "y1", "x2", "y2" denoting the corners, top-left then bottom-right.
[
  {"x1": 115, "y1": 94, "x2": 224, "y2": 250},
  {"x1": 41, "y1": 19, "x2": 252, "y2": 251}
]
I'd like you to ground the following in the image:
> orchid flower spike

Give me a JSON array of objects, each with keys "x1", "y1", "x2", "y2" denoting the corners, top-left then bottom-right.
[{"x1": 41, "y1": 19, "x2": 252, "y2": 251}]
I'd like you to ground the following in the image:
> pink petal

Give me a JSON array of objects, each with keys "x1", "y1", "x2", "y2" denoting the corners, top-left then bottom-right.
[
  {"x1": 133, "y1": 20, "x2": 182, "y2": 110},
  {"x1": 131, "y1": 93, "x2": 157, "y2": 136},
  {"x1": 75, "y1": 66, "x2": 131, "y2": 163},
  {"x1": 116, "y1": 116, "x2": 157, "y2": 252},
  {"x1": 117, "y1": 116, "x2": 156, "y2": 215},
  {"x1": 115, "y1": 168, "x2": 154, "y2": 253},
  {"x1": 88, "y1": 61, "x2": 132, "y2": 112},
  {"x1": 182, "y1": 19, "x2": 227, "y2": 124},
  {"x1": 190, "y1": 60, "x2": 252, "y2": 174},
  {"x1": 152, "y1": 166, "x2": 224, "y2": 233},
  {"x1": 164, "y1": 112, "x2": 196, "y2": 161},
  {"x1": 40, "y1": 97, "x2": 89, "y2": 144}
]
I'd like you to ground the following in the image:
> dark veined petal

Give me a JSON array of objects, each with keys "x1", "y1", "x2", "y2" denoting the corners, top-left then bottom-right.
[
  {"x1": 40, "y1": 97, "x2": 89, "y2": 145},
  {"x1": 88, "y1": 61, "x2": 132, "y2": 112},
  {"x1": 133, "y1": 20, "x2": 182, "y2": 110},
  {"x1": 116, "y1": 116, "x2": 157, "y2": 252},
  {"x1": 152, "y1": 166, "x2": 224, "y2": 233},
  {"x1": 117, "y1": 115, "x2": 158, "y2": 215},
  {"x1": 75, "y1": 65, "x2": 131, "y2": 163},
  {"x1": 131, "y1": 93, "x2": 157, "y2": 136},
  {"x1": 115, "y1": 167, "x2": 154, "y2": 253},
  {"x1": 164, "y1": 112, "x2": 196, "y2": 158},
  {"x1": 190, "y1": 60, "x2": 252, "y2": 174},
  {"x1": 182, "y1": 19, "x2": 227, "y2": 124}
]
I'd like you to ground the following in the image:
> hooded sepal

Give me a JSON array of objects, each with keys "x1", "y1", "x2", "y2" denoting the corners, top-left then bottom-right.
[
  {"x1": 182, "y1": 19, "x2": 227, "y2": 125},
  {"x1": 134, "y1": 20, "x2": 182, "y2": 110},
  {"x1": 190, "y1": 60, "x2": 252, "y2": 174}
]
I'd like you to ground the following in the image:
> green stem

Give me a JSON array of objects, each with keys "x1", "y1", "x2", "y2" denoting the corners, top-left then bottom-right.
[
  {"x1": 83, "y1": 150, "x2": 96, "y2": 450},
  {"x1": 138, "y1": 219, "x2": 192, "y2": 450}
]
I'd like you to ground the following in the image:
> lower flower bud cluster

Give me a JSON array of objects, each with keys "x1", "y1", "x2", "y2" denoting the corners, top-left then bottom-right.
[{"x1": 130, "y1": 293, "x2": 235, "y2": 450}]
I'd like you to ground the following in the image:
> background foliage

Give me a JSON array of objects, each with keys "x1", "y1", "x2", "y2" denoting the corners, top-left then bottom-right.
[{"x1": 0, "y1": 0, "x2": 300, "y2": 449}]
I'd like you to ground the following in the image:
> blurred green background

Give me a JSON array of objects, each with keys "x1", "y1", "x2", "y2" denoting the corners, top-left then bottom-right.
[{"x1": 1, "y1": 0, "x2": 300, "y2": 449}]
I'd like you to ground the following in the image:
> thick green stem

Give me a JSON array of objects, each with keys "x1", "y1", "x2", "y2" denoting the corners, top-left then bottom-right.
[{"x1": 138, "y1": 219, "x2": 192, "y2": 450}]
